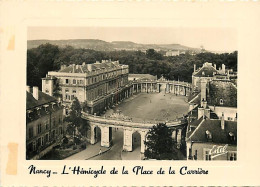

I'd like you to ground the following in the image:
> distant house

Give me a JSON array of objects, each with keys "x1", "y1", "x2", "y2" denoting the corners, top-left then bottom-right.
[
  {"x1": 26, "y1": 86, "x2": 64, "y2": 160},
  {"x1": 165, "y1": 50, "x2": 180, "y2": 56}
]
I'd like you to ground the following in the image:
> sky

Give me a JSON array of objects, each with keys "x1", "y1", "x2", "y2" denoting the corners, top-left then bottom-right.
[{"x1": 28, "y1": 27, "x2": 237, "y2": 52}]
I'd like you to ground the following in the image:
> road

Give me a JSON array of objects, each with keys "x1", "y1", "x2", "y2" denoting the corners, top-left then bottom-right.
[{"x1": 90, "y1": 128, "x2": 124, "y2": 160}]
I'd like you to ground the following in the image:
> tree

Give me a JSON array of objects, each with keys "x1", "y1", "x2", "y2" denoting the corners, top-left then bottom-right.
[
  {"x1": 52, "y1": 80, "x2": 62, "y2": 98},
  {"x1": 64, "y1": 97, "x2": 88, "y2": 143},
  {"x1": 144, "y1": 123, "x2": 176, "y2": 160}
]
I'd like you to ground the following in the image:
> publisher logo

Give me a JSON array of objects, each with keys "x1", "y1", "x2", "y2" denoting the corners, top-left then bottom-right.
[{"x1": 209, "y1": 144, "x2": 228, "y2": 158}]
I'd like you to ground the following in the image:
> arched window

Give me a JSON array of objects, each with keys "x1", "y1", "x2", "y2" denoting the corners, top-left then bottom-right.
[
  {"x1": 205, "y1": 130, "x2": 212, "y2": 141},
  {"x1": 220, "y1": 99, "x2": 224, "y2": 105},
  {"x1": 229, "y1": 132, "x2": 236, "y2": 142}
]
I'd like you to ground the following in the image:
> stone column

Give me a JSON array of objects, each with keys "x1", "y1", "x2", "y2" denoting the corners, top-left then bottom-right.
[
  {"x1": 123, "y1": 128, "x2": 133, "y2": 151},
  {"x1": 146, "y1": 83, "x2": 148, "y2": 93},
  {"x1": 141, "y1": 83, "x2": 143, "y2": 92},
  {"x1": 176, "y1": 128, "x2": 182, "y2": 148},
  {"x1": 90, "y1": 125, "x2": 96, "y2": 144},
  {"x1": 101, "y1": 126, "x2": 110, "y2": 147},
  {"x1": 172, "y1": 129, "x2": 176, "y2": 142},
  {"x1": 140, "y1": 131, "x2": 147, "y2": 154}
]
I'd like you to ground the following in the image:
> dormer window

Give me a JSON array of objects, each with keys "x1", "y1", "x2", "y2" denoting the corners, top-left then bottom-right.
[
  {"x1": 229, "y1": 132, "x2": 236, "y2": 142},
  {"x1": 202, "y1": 71, "x2": 205, "y2": 76},
  {"x1": 220, "y1": 99, "x2": 224, "y2": 105},
  {"x1": 205, "y1": 130, "x2": 212, "y2": 141},
  {"x1": 27, "y1": 110, "x2": 32, "y2": 117},
  {"x1": 36, "y1": 107, "x2": 41, "y2": 116},
  {"x1": 43, "y1": 104, "x2": 49, "y2": 113},
  {"x1": 51, "y1": 102, "x2": 56, "y2": 109}
]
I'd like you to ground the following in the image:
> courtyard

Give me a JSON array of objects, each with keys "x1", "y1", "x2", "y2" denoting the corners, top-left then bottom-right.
[{"x1": 104, "y1": 91, "x2": 189, "y2": 123}]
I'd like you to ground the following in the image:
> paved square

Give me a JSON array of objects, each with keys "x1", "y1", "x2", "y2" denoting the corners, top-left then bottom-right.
[{"x1": 104, "y1": 92, "x2": 189, "y2": 123}]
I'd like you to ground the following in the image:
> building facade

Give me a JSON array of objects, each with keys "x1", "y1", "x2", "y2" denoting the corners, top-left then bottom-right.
[
  {"x1": 186, "y1": 70, "x2": 237, "y2": 160},
  {"x1": 26, "y1": 86, "x2": 64, "y2": 160},
  {"x1": 42, "y1": 60, "x2": 132, "y2": 115}
]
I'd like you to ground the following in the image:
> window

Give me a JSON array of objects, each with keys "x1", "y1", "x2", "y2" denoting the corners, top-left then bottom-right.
[
  {"x1": 53, "y1": 117, "x2": 56, "y2": 126},
  {"x1": 59, "y1": 115, "x2": 62, "y2": 123},
  {"x1": 37, "y1": 124, "x2": 42, "y2": 134},
  {"x1": 73, "y1": 90, "x2": 76, "y2": 93},
  {"x1": 65, "y1": 108, "x2": 69, "y2": 115},
  {"x1": 65, "y1": 94, "x2": 70, "y2": 100},
  {"x1": 37, "y1": 138, "x2": 41, "y2": 148},
  {"x1": 41, "y1": 137, "x2": 44, "y2": 146},
  {"x1": 32, "y1": 142, "x2": 36, "y2": 151},
  {"x1": 45, "y1": 121, "x2": 49, "y2": 130},
  {"x1": 220, "y1": 99, "x2": 224, "y2": 105},
  {"x1": 65, "y1": 88, "x2": 69, "y2": 93},
  {"x1": 66, "y1": 79, "x2": 69, "y2": 84},
  {"x1": 229, "y1": 152, "x2": 237, "y2": 161},
  {"x1": 29, "y1": 127, "x2": 33, "y2": 138},
  {"x1": 45, "y1": 133, "x2": 49, "y2": 143},
  {"x1": 80, "y1": 80, "x2": 83, "y2": 84},
  {"x1": 194, "y1": 150, "x2": 198, "y2": 160},
  {"x1": 73, "y1": 79, "x2": 76, "y2": 84},
  {"x1": 204, "y1": 150, "x2": 212, "y2": 161}
]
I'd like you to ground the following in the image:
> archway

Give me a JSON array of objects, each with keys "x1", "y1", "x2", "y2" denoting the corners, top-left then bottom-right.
[
  {"x1": 94, "y1": 126, "x2": 101, "y2": 143},
  {"x1": 132, "y1": 131, "x2": 141, "y2": 151},
  {"x1": 160, "y1": 83, "x2": 166, "y2": 93}
]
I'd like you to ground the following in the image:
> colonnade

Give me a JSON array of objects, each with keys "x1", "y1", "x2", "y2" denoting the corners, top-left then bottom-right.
[
  {"x1": 132, "y1": 82, "x2": 191, "y2": 96},
  {"x1": 89, "y1": 122, "x2": 184, "y2": 154}
]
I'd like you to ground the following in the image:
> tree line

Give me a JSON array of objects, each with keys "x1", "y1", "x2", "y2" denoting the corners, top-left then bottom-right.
[{"x1": 27, "y1": 43, "x2": 237, "y2": 89}]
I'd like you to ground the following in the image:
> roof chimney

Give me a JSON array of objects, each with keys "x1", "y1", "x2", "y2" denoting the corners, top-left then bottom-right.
[
  {"x1": 26, "y1": 85, "x2": 30, "y2": 92},
  {"x1": 214, "y1": 64, "x2": 216, "y2": 69},
  {"x1": 200, "y1": 79, "x2": 207, "y2": 103},
  {"x1": 72, "y1": 64, "x2": 75, "y2": 73},
  {"x1": 221, "y1": 112, "x2": 225, "y2": 130},
  {"x1": 82, "y1": 62, "x2": 86, "y2": 66},
  {"x1": 60, "y1": 64, "x2": 66, "y2": 71},
  {"x1": 87, "y1": 64, "x2": 92, "y2": 72},
  {"x1": 222, "y1": 64, "x2": 226, "y2": 73},
  {"x1": 33, "y1": 86, "x2": 39, "y2": 100},
  {"x1": 198, "y1": 107, "x2": 204, "y2": 119},
  {"x1": 194, "y1": 64, "x2": 196, "y2": 72},
  {"x1": 76, "y1": 64, "x2": 79, "y2": 69}
]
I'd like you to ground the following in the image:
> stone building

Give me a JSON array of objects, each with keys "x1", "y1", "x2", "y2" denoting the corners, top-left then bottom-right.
[
  {"x1": 26, "y1": 86, "x2": 64, "y2": 160},
  {"x1": 186, "y1": 116, "x2": 237, "y2": 161},
  {"x1": 42, "y1": 60, "x2": 132, "y2": 115},
  {"x1": 192, "y1": 62, "x2": 237, "y2": 91},
  {"x1": 186, "y1": 75, "x2": 237, "y2": 160}
]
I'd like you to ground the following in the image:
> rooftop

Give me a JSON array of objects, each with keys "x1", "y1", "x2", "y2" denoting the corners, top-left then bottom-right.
[
  {"x1": 59, "y1": 60, "x2": 126, "y2": 74},
  {"x1": 129, "y1": 74, "x2": 157, "y2": 81},
  {"x1": 26, "y1": 89, "x2": 57, "y2": 110},
  {"x1": 207, "y1": 80, "x2": 237, "y2": 107},
  {"x1": 187, "y1": 119, "x2": 237, "y2": 145},
  {"x1": 193, "y1": 62, "x2": 218, "y2": 77}
]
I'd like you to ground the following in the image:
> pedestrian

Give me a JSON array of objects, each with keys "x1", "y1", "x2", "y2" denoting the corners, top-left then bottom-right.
[{"x1": 99, "y1": 149, "x2": 102, "y2": 155}]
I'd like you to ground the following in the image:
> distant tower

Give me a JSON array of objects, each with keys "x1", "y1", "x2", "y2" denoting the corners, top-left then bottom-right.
[
  {"x1": 42, "y1": 75, "x2": 56, "y2": 96},
  {"x1": 200, "y1": 45, "x2": 205, "y2": 53}
]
